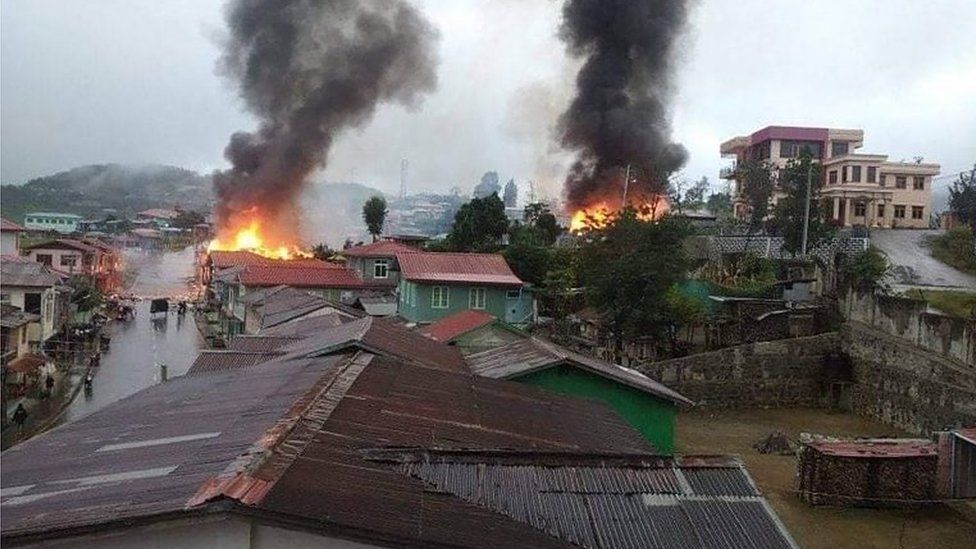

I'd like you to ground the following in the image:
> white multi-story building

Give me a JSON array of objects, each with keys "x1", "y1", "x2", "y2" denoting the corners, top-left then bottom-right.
[
  {"x1": 720, "y1": 126, "x2": 939, "y2": 229},
  {"x1": 23, "y1": 212, "x2": 82, "y2": 234}
]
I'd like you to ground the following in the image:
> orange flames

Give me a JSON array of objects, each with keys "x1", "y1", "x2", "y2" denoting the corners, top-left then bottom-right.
[
  {"x1": 207, "y1": 210, "x2": 310, "y2": 260},
  {"x1": 569, "y1": 196, "x2": 669, "y2": 232}
]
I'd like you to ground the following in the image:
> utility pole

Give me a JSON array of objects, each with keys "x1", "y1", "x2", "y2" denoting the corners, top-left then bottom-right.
[
  {"x1": 399, "y1": 159, "x2": 408, "y2": 201},
  {"x1": 800, "y1": 161, "x2": 813, "y2": 256},
  {"x1": 621, "y1": 164, "x2": 632, "y2": 206}
]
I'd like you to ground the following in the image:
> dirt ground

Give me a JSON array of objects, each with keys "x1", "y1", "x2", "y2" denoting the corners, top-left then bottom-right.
[{"x1": 677, "y1": 408, "x2": 976, "y2": 549}]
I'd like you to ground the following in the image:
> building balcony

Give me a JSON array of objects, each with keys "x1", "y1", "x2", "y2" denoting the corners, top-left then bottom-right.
[{"x1": 720, "y1": 164, "x2": 737, "y2": 179}]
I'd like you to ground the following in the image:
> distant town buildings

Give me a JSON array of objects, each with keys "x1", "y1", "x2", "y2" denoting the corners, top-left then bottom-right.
[
  {"x1": 23, "y1": 212, "x2": 82, "y2": 234},
  {"x1": 721, "y1": 126, "x2": 940, "y2": 229}
]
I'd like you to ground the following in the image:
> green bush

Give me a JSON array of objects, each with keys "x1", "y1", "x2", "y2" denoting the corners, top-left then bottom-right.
[{"x1": 840, "y1": 246, "x2": 889, "y2": 290}]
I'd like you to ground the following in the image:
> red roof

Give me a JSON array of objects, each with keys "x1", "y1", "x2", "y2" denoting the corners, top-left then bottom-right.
[
  {"x1": 343, "y1": 240, "x2": 420, "y2": 258},
  {"x1": 396, "y1": 252, "x2": 523, "y2": 287},
  {"x1": 1, "y1": 218, "x2": 25, "y2": 232},
  {"x1": 239, "y1": 264, "x2": 366, "y2": 289},
  {"x1": 808, "y1": 439, "x2": 937, "y2": 458},
  {"x1": 23, "y1": 239, "x2": 99, "y2": 254},
  {"x1": 208, "y1": 251, "x2": 273, "y2": 269},
  {"x1": 420, "y1": 310, "x2": 497, "y2": 342},
  {"x1": 7, "y1": 354, "x2": 47, "y2": 373},
  {"x1": 955, "y1": 427, "x2": 976, "y2": 445}
]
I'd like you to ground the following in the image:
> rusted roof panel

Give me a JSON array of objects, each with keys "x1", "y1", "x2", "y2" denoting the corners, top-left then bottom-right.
[
  {"x1": 396, "y1": 252, "x2": 524, "y2": 286},
  {"x1": 186, "y1": 350, "x2": 281, "y2": 375},
  {"x1": 0, "y1": 357, "x2": 341, "y2": 539},
  {"x1": 0, "y1": 218, "x2": 25, "y2": 232},
  {"x1": 277, "y1": 316, "x2": 468, "y2": 373},
  {"x1": 466, "y1": 337, "x2": 694, "y2": 407},
  {"x1": 807, "y1": 439, "x2": 937, "y2": 458},
  {"x1": 342, "y1": 240, "x2": 419, "y2": 258},
  {"x1": 239, "y1": 264, "x2": 367, "y2": 289},
  {"x1": 225, "y1": 335, "x2": 300, "y2": 352},
  {"x1": 420, "y1": 309, "x2": 497, "y2": 342}
]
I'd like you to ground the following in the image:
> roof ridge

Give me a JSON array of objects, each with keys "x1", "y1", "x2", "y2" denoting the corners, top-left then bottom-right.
[{"x1": 186, "y1": 353, "x2": 374, "y2": 508}]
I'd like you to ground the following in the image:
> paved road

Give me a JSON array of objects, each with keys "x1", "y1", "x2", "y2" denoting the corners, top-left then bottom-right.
[
  {"x1": 59, "y1": 248, "x2": 202, "y2": 424},
  {"x1": 871, "y1": 229, "x2": 976, "y2": 290}
]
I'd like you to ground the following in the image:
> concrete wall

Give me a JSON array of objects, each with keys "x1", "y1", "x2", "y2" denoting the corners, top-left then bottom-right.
[
  {"x1": 841, "y1": 289, "x2": 975, "y2": 367},
  {"x1": 842, "y1": 322, "x2": 976, "y2": 434},
  {"x1": 634, "y1": 333, "x2": 840, "y2": 408}
]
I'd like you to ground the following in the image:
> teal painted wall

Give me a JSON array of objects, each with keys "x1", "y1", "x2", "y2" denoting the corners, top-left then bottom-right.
[
  {"x1": 348, "y1": 256, "x2": 400, "y2": 285},
  {"x1": 398, "y1": 280, "x2": 533, "y2": 324},
  {"x1": 513, "y1": 364, "x2": 677, "y2": 453}
]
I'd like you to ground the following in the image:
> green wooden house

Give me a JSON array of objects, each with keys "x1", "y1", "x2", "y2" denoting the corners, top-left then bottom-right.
[
  {"x1": 396, "y1": 252, "x2": 534, "y2": 325},
  {"x1": 465, "y1": 337, "x2": 694, "y2": 453}
]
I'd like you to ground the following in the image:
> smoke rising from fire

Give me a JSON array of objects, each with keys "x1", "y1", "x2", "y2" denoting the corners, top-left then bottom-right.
[
  {"x1": 212, "y1": 0, "x2": 439, "y2": 245},
  {"x1": 558, "y1": 0, "x2": 689, "y2": 210}
]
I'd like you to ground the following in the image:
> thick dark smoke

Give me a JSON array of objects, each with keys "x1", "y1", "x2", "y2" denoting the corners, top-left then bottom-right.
[
  {"x1": 558, "y1": 0, "x2": 689, "y2": 209},
  {"x1": 213, "y1": 0, "x2": 439, "y2": 243}
]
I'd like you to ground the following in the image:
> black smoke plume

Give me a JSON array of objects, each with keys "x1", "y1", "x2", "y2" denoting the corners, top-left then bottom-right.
[
  {"x1": 558, "y1": 0, "x2": 689, "y2": 209},
  {"x1": 213, "y1": 0, "x2": 439, "y2": 243}
]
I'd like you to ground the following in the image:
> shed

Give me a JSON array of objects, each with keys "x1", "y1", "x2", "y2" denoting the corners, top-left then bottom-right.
[
  {"x1": 418, "y1": 309, "x2": 525, "y2": 354},
  {"x1": 465, "y1": 337, "x2": 694, "y2": 453}
]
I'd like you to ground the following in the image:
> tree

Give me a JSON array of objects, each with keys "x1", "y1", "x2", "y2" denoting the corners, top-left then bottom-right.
[
  {"x1": 523, "y1": 202, "x2": 562, "y2": 245},
  {"x1": 683, "y1": 176, "x2": 709, "y2": 210},
  {"x1": 503, "y1": 178, "x2": 518, "y2": 207},
  {"x1": 706, "y1": 191, "x2": 732, "y2": 218},
  {"x1": 362, "y1": 196, "x2": 387, "y2": 242},
  {"x1": 948, "y1": 166, "x2": 976, "y2": 241},
  {"x1": 503, "y1": 226, "x2": 551, "y2": 286},
  {"x1": 578, "y1": 209, "x2": 692, "y2": 344},
  {"x1": 840, "y1": 246, "x2": 890, "y2": 290},
  {"x1": 769, "y1": 152, "x2": 834, "y2": 255},
  {"x1": 447, "y1": 193, "x2": 508, "y2": 251},
  {"x1": 738, "y1": 160, "x2": 774, "y2": 232},
  {"x1": 171, "y1": 209, "x2": 205, "y2": 229},
  {"x1": 311, "y1": 243, "x2": 334, "y2": 260},
  {"x1": 473, "y1": 171, "x2": 501, "y2": 198}
]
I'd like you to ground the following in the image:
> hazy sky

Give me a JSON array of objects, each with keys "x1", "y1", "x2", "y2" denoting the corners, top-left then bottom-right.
[{"x1": 3, "y1": 0, "x2": 975, "y2": 201}]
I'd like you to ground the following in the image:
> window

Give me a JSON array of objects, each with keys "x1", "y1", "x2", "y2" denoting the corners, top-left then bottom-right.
[
  {"x1": 60, "y1": 255, "x2": 77, "y2": 267},
  {"x1": 877, "y1": 204, "x2": 885, "y2": 218},
  {"x1": 780, "y1": 140, "x2": 822, "y2": 159},
  {"x1": 895, "y1": 176, "x2": 907, "y2": 189},
  {"x1": 854, "y1": 202, "x2": 866, "y2": 217},
  {"x1": 0, "y1": 293, "x2": 9, "y2": 304},
  {"x1": 831, "y1": 141, "x2": 849, "y2": 157},
  {"x1": 912, "y1": 206, "x2": 924, "y2": 220},
  {"x1": 373, "y1": 259, "x2": 389, "y2": 279},
  {"x1": 850, "y1": 166, "x2": 861, "y2": 182},
  {"x1": 913, "y1": 176, "x2": 925, "y2": 190},
  {"x1": 894, "y1": 205, "x2": 906, "y2": 218},
  {"x1": 841, "y1": 167, "x2": 848, "y2": 183},
  {"x1": 469, "y1": 288, "x2": 486, "y2": 309},
  {"x1": 431, "y1": 286, "x2": 449, "y2": 309},
  {"x1": 828, "y1": 170, "x2": 838, "y2": 184},
  {"x1": 878, "y1": 173, "x2": 886, "y2": 187},
  {"x1": 35, "y1": 254, "x2": 52, "y2": 267},
  {"x1": 506, "y1": 290, "x2": 521, "y2": 299},
  {"x1": 24, "y1": 293, "x2": 42, "y2": 314},
  {"x1": 867, "y1": 166, "x2": 877, "y2": 183}
]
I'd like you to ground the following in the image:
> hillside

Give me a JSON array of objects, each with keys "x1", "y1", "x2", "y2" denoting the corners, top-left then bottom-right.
[{"x1": 0, "y1": 164, "x2": 213, "y2": 223}]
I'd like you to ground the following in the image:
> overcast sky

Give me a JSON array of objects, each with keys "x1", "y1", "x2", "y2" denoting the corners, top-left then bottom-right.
[{"x1": 2, "y1": 0, "x2": 975, "y2": 201}]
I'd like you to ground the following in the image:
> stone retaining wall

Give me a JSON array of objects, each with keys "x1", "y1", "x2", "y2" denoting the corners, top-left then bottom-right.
[{"x1": 634, "y1": 333, "x2": 840, "y2": 408}]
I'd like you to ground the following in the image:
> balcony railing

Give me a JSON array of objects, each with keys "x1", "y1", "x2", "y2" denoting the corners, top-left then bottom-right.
[{"x1": 719, "y1": 163, "x2": 737, "y2": 179}]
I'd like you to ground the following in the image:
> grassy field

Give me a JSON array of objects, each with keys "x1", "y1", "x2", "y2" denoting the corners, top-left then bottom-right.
[
  {"x1": 926, "y1": 228, "x2": 976, "y2": 276},
  {"x1": 678, "y1": 408, "x2": 976, "y2": 549},
  {"x1": 904, "y1": 289, "x2": 976, "y2": 319}
]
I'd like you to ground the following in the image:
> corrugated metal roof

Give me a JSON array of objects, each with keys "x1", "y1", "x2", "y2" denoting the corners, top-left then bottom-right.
[
  {"x1": 22, "y1": 239, "x2": 99, "y2": 254},
  {"x1": 396, "y1": 252, "x2": 524, "y2": 286},
  {"x1": 357, "y1": 295, "x2": 398, "y2": 316},
  {"x1": 259, "y1": 310, "x2": 362, "y2": 337},
  {"x1": 277, "y1": 316, "x2": 468, "y2": 372},
  {"x1": 365, "y1": 450, "x2": 796, "y2": 549},
  {"x1": 225, "y1": 335, "x2": 300, "y2": 352},
  {"x1": 342, "y1": 240, "x2": 419, "y2": 258},
  {"x1": 466, "y1": 337, "x2": 694, "y2": 407},
  {"x1": 420, "y1": 309, "x2": 497, "y2": 342},
  {"x1": 0, "y1": 260, "x2": 65, "y2": 288},
  {"x1": 239, "y1": 264, "x2": 367, "y2": 289},
  {"x1": 186, "y1": 350, "x2": 282, "y2": 374},
  {"x1": 955, "y1": 427, "x2": 976, "y2": 446},
  {"x1": 0, "y1": 305, "x2": 39, "y2": 328},
  {"x1": 1, "y1": 218, "x2": 25, "y2": 232},
  {"x1": 207, "y1": 250, "x2": 273, "y2": 269},
  {"x1": 0, "y1": 356, "x2": 342, "y2": 539},
  {"x1": 244, "y1": 286, "x2": 337, "y2": 328},
  {"x1": 807, "y1": 439, "x2": 937, "y2": 458}
]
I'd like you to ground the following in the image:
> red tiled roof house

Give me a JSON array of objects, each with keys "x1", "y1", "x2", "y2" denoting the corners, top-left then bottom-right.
[{"x1": 396, "y1": 252, "x2": 534, "y2": 325}]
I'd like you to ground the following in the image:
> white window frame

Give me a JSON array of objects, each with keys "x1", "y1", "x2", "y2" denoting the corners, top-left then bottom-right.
[
  {"x1": 373, "y1": 259, "x2": 389, "y2": 279},
  {"x1": 431, "y1": 286, "x2": 449, "y2": 309},
  {"x1": 469, "y1": 287, "x2": 486, "y2": 310}
]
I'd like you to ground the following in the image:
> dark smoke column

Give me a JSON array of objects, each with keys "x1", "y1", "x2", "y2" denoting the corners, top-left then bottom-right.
[
  {"x1": 558, "y1": 0, "x2": 689, "y2": 210},
  {"x1": 213, "y1": 0, "x2": 439, "y2": 244}
]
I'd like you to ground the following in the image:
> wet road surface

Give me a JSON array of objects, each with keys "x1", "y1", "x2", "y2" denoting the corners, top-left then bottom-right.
[
  {"x1": 61, "y1": 247, "x2": 202, "y2": 424},
  {"x1": 871, "y1": 229, "x2": 976, "y2": 290}
]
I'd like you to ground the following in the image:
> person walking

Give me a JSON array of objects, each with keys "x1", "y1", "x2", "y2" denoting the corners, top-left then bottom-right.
[
  {"x1": 45, "y1": 374, "x2": 55, "y2": 398},
  {"x1": 12, "y1": 403, "x2": 28, "y2": 434}
]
